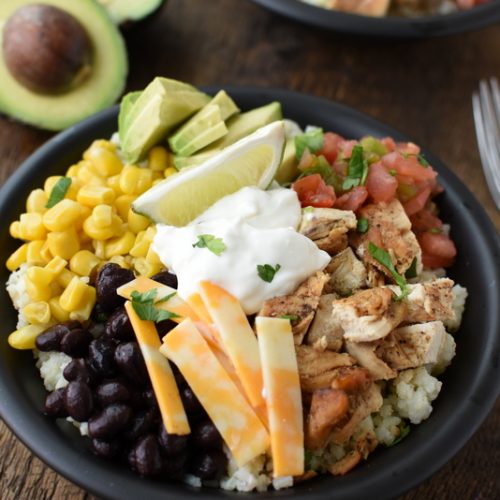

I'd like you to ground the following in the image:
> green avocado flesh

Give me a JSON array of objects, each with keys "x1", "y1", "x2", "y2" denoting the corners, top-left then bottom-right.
[
  {"x1": 0, "y1": 0, "x2": 128, "y2": 131},
  {"x1": 97, "y1": 0, "x2": 165, "y2": 25}
]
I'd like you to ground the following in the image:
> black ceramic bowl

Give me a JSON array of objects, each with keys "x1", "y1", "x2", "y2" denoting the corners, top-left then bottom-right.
[
  {"x1": 0, "y1": 88, "x2": 499, "y2": 499},
  {"x1": 250, "y1": 0, "x2": 500, "y2": 37}
]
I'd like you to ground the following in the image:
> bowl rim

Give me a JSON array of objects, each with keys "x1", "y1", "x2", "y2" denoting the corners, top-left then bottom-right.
[
  {"x1": 249, "y1": 0, "x2": 500, "y2": 37},
  {"x1": 0, "y1": 86, "x2": 499, "y2": 499}
]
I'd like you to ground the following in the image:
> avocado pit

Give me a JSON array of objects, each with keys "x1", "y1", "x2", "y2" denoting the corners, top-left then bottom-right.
[{"x1": 2, "y1": 3, "x2": 93, "y2": 95}]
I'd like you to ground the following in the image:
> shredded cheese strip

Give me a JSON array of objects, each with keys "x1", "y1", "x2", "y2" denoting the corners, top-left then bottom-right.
[
  {"x1": 198, "y1": 280, "x2": 265, "y2": 408},
  {"x1": 117, "y1": 276, "x2": 198, "y2": 322},
  {"x1": 160, "y1": 318, "x2": 270, "y2": 466},
  {"x1": 124, "y1": 301, "x2": 190, "y2": 435},
  {"x1": 256, "y1": 316, "x2": 304, "y2": 477},
  {"x1": 186, "y1": 292, "x2": 213, "y2": 324}
]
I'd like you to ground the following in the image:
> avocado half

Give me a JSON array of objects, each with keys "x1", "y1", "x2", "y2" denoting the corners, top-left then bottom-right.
[
  {"x1": 0, "y1": 0, "x2": 128, "y2": 131},
  {"x1": 97, "y1": 0, "x2": 166, "y2": 25}
]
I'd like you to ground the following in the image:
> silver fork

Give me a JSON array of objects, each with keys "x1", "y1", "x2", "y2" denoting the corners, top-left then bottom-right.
[{"x1": 472, "y1": 77, "x2": 500, "y2": 210}]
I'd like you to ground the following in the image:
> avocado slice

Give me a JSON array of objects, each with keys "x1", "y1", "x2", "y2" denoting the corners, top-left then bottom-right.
[
  {"x1": 0, "y1": 0, "x2": 127, "y2": 131},
  {"x1": 118, "y1": 91, "x2": 141, "y2": 139},
  {"x1": 275, "y1": 137, "x2": 299, "y2": 185},
  {"x1": 120, "y1": 77, "x2": 211, "y2": 163},
  {"x1": 97, "y1": 0, "x2": 165, "y2": 25},
  {"x1": 208, "y1": 90, "x2": 240, "y2": 121}
]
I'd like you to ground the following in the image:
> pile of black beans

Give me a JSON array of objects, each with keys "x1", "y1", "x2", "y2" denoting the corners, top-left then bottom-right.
[{"x1": 37, "y1": 264, "x2": 228, "y2": 481}]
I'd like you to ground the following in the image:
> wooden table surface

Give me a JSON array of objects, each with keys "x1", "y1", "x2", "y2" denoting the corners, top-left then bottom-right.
[{"x1": 0, "y1": 1, "x2": 499, "y2": 498}]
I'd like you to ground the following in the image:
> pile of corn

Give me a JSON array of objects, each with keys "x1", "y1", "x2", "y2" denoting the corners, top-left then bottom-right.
[{"x1": 7, "y1": 139, "x2": 177, "y2": 348}]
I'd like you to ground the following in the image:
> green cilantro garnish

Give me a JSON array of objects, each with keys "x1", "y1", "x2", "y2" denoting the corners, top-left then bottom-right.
[
  {"x1": 388, "y1": 168, "x2": 397, "y2": 176},
  {"x1": 45, "y1": 177, "x2": 72, "y2": 208},
  {"x1": 368, "y1": 242, "x2": 408, "y2": 301},
  {"x1": 130, "y1": 289, "x2": 180, "y2": 323},
  {"x1": 356, "y1": 217, "x2": 369, "y2": 234},
  {"x1": 342, "y1": 145, "x2": 368, "y2": 190},
  {"x1": 303, "y1": 206, "x2": 315, "y2": 214},
  {"x1": 405, "y1": 257, "x2": 418, "y2": 279},
  {"x1": 295, "y1": 128, "x2": 324, "y2": 161},
  {"x1": 280, "y1": 314, "x2": 298, "y2": 322},
  {"x1": 389, "y1": 422, "x2": 411, "y2": 446},
  {"x1": 156, "y1": 291, "x2": 177, "y2": 303},
  {"x1": 417, "y1": 154, "x2": 429, "y2": 167},
  {"x1": 429, "y1": 227, "x2": 442, "y2": 234},
  {"x1": 192, "y1": 234, "x2": 226, "y2": 256},
  {"x1": 257, "y1": 263, "x2": 281, "y2": 283},
  {"x1": 297, "y1": 156, "x2": 334, "y2": 182}
]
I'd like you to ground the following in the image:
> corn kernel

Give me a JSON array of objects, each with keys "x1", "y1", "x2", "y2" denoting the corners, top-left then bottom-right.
[
  {"x1": 45, "y1": 255, "x2": 67, "y2": 276},
  {"x1": 148, "y1": 146, "x2": 170, "y2": 171},
  {"x1": 164, "y1": 167, "x2": 177, "y2": 178},
  {"x1": 26, "y1": 189, "x2": 48, "y2": 214},
  {"x1": 65, "y1": 164, "x2": 80, "y2": 177},
  {"x1": 107, "y1": 255, "x2": 132, "y2": 269},
  {"x1": 18, "y1": 213, "x2": 47, "y2": 241},
  {"x1": 127, "y1": 208, "x2": 150, "y2": 234},
  {"x1": 44, "y1": 176, "x2": 62, "y2": 197},
  {"x1": 107, "y1": 174, "x2": 123, "y2": 196},
  {"x1": 6, "y1": 243, "x2": 28, "y2": 271},
  {"x1": 144, "y1": 226, "x2": 157, "y2": 240},
  {"x1": 46, "y1": 227, "x2": 80, "y2": 260},
  {"x1": 40, "y1": 240, "x2": 53, "y2": 263},
  {"x1": 119, "y1": 165, "x2": 153, "y2": 195},
  {"x1": 60, "y1": 277, "x2": 96, "y2": 322},
  {"x1": 152, "y1": 178, "x2": 164, "y2": 186},
  {"x1": 50, "y1": 281, "x2": 63, "y2": 297},
  {"x1": 146, "y1": 246, "x2": 161, "y2": 265},
  {"x1": 26, "y1": 240, "x2": 48, "y2": 264},
  {"x1": 77, "y1": 163, "x2": 106, "y2": 187},
  {"x1": 91, "y1": 204, "x2": 113, "y2": 228},
  {"x1": 42, "y1": 199, "x2": 81, "y2": 232},
  {"x1": 25, "y1": 275, "x2": 52, "y2": 302},
  {"x1": 77, "y1": 185, "x2": 115, "y2": 207},
  {"x1": 88, "y1": 147, "x2": 123, "y2": 177},
  {"x1": 133, "y1": 257, "x2": 162, "y2": 277},
  {"x1": 9, "y1": 221, "x2": 21, "y2": 239},
  {"x1": 93, "y1": 240, "x2": 106, "y2": 259},
  {"x1": 129, "y1": 231, "x2": 150, "y2": 258},
  {"x1": 8, "y1": 324, "x2": 46, "y2": 350},
  {"x1": 49, "y1": 296, "x2": 71, "y2": 322},
  {"x1": 76, "y1": 205, "x2": 92, "y2": 232},
  {"x1": 83, "y1": 213, "x2": 122, "y2": 240},
  {"x1": 105, "y1": 231, "x2": 135, "y2": 259},
  {"x1": 115, "y1": 194, "x2": 135, "y2": 220},
  {"x1": 57, "y1": 268, "x2": 77, "y2": 288},
  {"x1": 27, "y1": 265, "x2": 55, "y2": 286},
  {"x1": 70, "y1": 250, "x2": 101, "y2": 276},
  {"x1": 22, "y1": 301, "x2": 51, "y2": 325},
  {"x1": 152, "y1": 171, "x2": 164, "y2": 181}
]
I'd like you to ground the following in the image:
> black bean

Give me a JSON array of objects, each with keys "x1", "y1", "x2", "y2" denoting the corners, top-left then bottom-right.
[
  {"x1": 128, "y1": 434, "x2": 163, "y2": 477},
  {"x1": 158, "y1": 423, "x2": 189, "y2": 456},
  {"x1": 91, "y1": 302, "x2": 108, "y2": 324},
  {"x1": 114, "y1": 342, "x2": 148, "y2": 384},
  {"x1": 104, "y1": 308, "x2": 135, "y2": 341},
  {"x1": 60, "y1": 328, "x2": 93, "y2": 358},
  {"x1": 88, "y1": 403, "x2": 132, "y2": 439},
  {"x1": 191, "y1": 420, "x2": 222, "y2": 449},
  {"x1": 171, "y1": 364, "x2": 186, "y2": 387},
  {"x1": 142, "y1": 388, "x2": 158, "y2": 410},
  {"x1": 123, "y1": 408, "x2": 158, "y2": 442},
  {"x1": 87, "y1": 338, "x2": 117, "y2": 378},
  {"x1": 95, "y1": 263, "x2": 134, "y2": 313},
  {"x1": 156, "y1": 319, "x2": 177, "y2": 337},
  {"x1": 63, "y1": 358, "x2": 95, "y2": 385},
  {"x1": 163, "y1": 451, "x2": 188, "y2": 479},
  {"x1": 180, "y1": 385, "x2": 205, "y2": 421},
  {"x1": 35, "y1": 323, "x2": 74, "y2": 352},
  {"x1": 150, "y1": 270, "x2": 177, "y2": 289},
  {"x1": 64, "y1": 380, "x2": 93, "y2": 422},
  {"x1": 91, "y1": 438, "x2": 120, "y2": 459},
  {"x1": 43, "y1": 388, "x2": 67, "y2": 418},
  {"x1": 189, "y1": 449, "x2": 227, "y2": 480},
  {"x1": 96, "y1": 381, "x2": 130, "y2": 407}
]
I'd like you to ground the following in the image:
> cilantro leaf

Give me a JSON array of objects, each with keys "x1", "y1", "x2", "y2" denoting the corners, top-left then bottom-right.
[
  {"x1": 405, "y1": 257, "x2": 418, "y2": 279},
  {"x1": 45, "y1": 177, "x2": 72, "y2": 208},
  {"x1": 156, "y1": 291, "x2": 177, "y2": 303},
  {"x1": 342, "y1": 145, "x2": 368, "y2": 191},
  {"x1": 131, "y1": 289, "x2": 158, "y2": 303},
  {"x1": 417, "y1": 154, "x2": 429, "y2": 167},
  {"x1": 257, "y1": 263, "x2": 281, "y2": 283},
  {"x1": 356, "y1": 217, "x2": 369, "y2": 234},
  {"x1": 192, "y1": 234, "x2": 226, "y2": 256},
  {"x1": 280, "y1": 314, "x2": 298, "y2": 322},
  {"x1": 295, "y1": 128, "x2": 324, "y2": 161},
  {"x1": 368, "y1": 242, "x2": 408, "y2": 301},
  {"x1": 156, "y1": 309, "x2": 180, "y2": 322},
  {"x1": 130, "y1": 289, "x2": 180, "y2": 323},
  {"x1": 390, "y1": 422, "x2": 411, "y2": 446}
]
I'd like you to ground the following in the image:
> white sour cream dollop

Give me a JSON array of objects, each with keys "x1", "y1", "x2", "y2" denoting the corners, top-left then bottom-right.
[{"x1": 152, "y1": 186, "x2": 330, "y2": 314}]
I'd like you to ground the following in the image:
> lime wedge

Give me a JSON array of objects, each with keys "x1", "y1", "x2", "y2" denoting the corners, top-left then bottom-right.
[{"x1": 133, "y1": 121, "x2": 285, "y2": 226}]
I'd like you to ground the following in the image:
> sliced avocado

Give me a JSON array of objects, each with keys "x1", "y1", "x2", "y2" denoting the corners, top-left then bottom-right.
[
  {"x1": 120, "y1": 77, "x2": 211, "y2": 163},
  {"x1": 275, "y1": 137, "x2": 299, "y2": 185},
  {"x1": 97, "y1": 0, "x2": 165, "y2": 25},
  {"x1": 118, "y1": 91, "x2": 141, "y2": 141},
  {"x1": 173, "y1": 151, "x2": 218, "y2": 170},
  {"x1": 208, "y1": 90, "x2": 240, "y2": 121},
  {"x1": 202, "y1": 101, "x2": 282, "y2": 153},
  {"x1": 169, "y1": 104, "x2": 227, "y2": 157},
  {"x1": 0, "y1": 0, "x2": 127, "y2": 131}
]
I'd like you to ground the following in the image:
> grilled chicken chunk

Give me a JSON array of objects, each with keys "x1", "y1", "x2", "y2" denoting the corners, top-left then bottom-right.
[
  {"x1": 324, "y1": 247, "x2": 367, "y2": 296},
  {"x1": 306, "y1": 294, "x2": 344, "y2": 352},
  {"x1": 299, "y1": 207, "x2": 357, "y2": 255},
  {"x1": 345, "y1": 341, "x2": 397, "y2": 380},
  {"x1": 328, "y1": 430, "x2": 378, "y2": 476},
  {"x1": 352, "y1": 199, "x2": 422, "y2": 277},
  {"x1": 259, "y1": 271, "x2": 328, "y2": 344}
]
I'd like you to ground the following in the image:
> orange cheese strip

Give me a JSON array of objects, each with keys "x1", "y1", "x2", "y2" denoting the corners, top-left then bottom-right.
[
  {"x1": 256, "y1": 316, "x2": 304, "y2": 477},
  {"x1": 117, "y1": 276, "x2": 198, "y2": 323},
  {"x1": 186, "y1": 292, "x2": 212, "y2": 324},
  {"x1": 198, "y1": 281, "x2": 264, "y2": 408},
  {"x1": 160, "y1": 318, "x2": 270, "y2": 466},
  {"x1": 124, "y1": 301, "x2": 190, "y2": 435}
]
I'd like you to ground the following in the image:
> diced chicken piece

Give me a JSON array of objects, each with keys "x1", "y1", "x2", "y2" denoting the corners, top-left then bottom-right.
[
  {"x1": 328, "y1": 430, "x2": 378, "y2": 476},
  {"x1": 375, "y1": 321, "x2": 447, "y2": 371},
  {"x1": 327, "y1": 0, "x2": 390, "y2": 17},
  {"x1": 330, "y1": 366, "x2": 372, "y2": 394},
  {"x1": 305, "y1": 388, "x2": 350, "y2": 450},
  {"x1": 324, "y1": 247, "x2": 367, "y2": 296},
  {"x1": 306, "y1": 294, "x2": 343, "y2": 352},
  {"x1": 331, "y1": 382, "x2": 383, "y2": 445},
  {"x1": 299, "y1": 208, "x2": 357, "y2": 255},
  {"x1": 331, "y1": 287, "x2": 407, "y2": 342},
  {"x1": 259, "y1": 271, "x2": 328, "y2": 344},
  {"x1": 366, "y1": 265, "x2": 386, "y2": 288},
  {"x1": 352, "y1": 199, "x2": 422, "y2": 277},
  {"x1": 296, "y1": 345, "x2": 356, "y2": 392},
  {"x1": 345, "y1": 341, "x2": 397, "y2": 380}
]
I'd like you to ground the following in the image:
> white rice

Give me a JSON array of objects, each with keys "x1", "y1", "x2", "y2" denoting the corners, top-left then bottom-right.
[{"x1": 6, "y1": 263, "x2": 31, "y2": 328}]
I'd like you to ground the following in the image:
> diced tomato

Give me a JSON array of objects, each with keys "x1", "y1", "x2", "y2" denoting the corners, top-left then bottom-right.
[
  {"x1": 292, "y1": 174, "x2": 336, "y2": 208},
  {"x1": 396, "y1": 142, "x2": 420, "y2": 155},
  {"x1": 403, "y1": 186, "x2": 431, "y2": 216},
  {"x1": 298, "y1": 147, "x2": 315, "y2": 170},
  {"x1": 410, "y1": 208, "x2": 443, "y2": 232},
  {"x1": 318, "y1": 132, "x2": 344, "y2": 164},
  {"x1": 366, "y1": 162, "x2": 398, "y2": 203},
  {"x1": 418, "y1": 231, "x2": 457, "y2": 268},
  {"x1": 382, "y1": 151, "x2": 438, "y2": 183},
  {"x1": 339, "y1": 140, "x2": 358, "y2": 159},
  {"x1": 334, "y1": 186, "x2": 368, "y2": 211},
  {"x1": 380, "y1": 137, "x2": 396, "y2": 151}
]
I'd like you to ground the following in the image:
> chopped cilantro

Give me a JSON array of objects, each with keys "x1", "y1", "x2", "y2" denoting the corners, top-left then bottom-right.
[
  {"x1": 45, "y1": 177, "x2": 72, "y2": 208},
  {"x1": 295, "y1": 128, "x2": 324, "y2": 160},
  {"x1": 356, "y1": 217, "x2": 369, "y2": 233},
  {"x1": 405, "y1": 257, "x2": 418, "y2": 279},
  {"x1": 192, "y1": 234, "x2": 226, "y2": 256},
  {"x1": 368, "y1": 242, "x2": 408, "y2": 301},
  {"x1": 130, "y1": 289, "x2": 180, "y2": 323},
  {"x1": 342, "y1": 145, "x2": 368, "y2": 190},
  {"x1": 303, "y1": 206, "x2": 315, "y2": 214},
  {"x1": 297, "y1": 155, "x2": 334, "y2": 184},
  {"x1": 390, "y1": 422, "x2": 411, "y2": 446},
  {"x1": 429, "y1": 227, "x2": 442, "y2": 234},
  {"x1": 257, "y1": 263, "x2": 281, "y2": 283},
  {"x1": 389, "y1": 168, "x2": 397, "y2": 176},
  {"x1": 417, "y1": 153, "x2": 429, "y2": 167},
  {"x1": 280, "y1": 314, "x2": 298, "y2": 322},
  {"x1": 156, "y1": 291, "x2": 177, "y2": 303}
]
